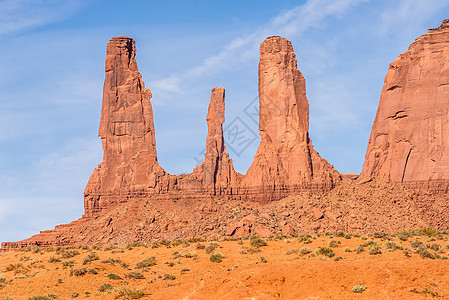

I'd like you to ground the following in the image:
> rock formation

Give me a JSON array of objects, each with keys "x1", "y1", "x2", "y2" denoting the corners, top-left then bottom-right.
[
  {"x1": 191, "y1": 88, "x2": 242, "y2": 193},
  {"x1": 359, "y1": 19, "x2": 449, "y2": 191},
  {"x1": 83, "y1": 37, "x2": 173, "y2": 217},
  {"x1": 242, "y1": 36, "x2": 340, "y2": 196},
  {"x1": 1, "y1": 35, "x2": 343, "y2": 249}
]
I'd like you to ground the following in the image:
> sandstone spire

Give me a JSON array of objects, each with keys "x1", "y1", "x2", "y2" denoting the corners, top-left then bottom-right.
[
  {"x1": 243, "y1": 36, "x2": 340, "y2": 192},
  {"x1": 84, "y1": 36, "x2": 166, "y2": 216},
  {"x1": 192, "y1": 88, "x2": 241, "y2": 193},
  {"x1": 359, "y1": 20, "x2": 449, "y2": 190}
]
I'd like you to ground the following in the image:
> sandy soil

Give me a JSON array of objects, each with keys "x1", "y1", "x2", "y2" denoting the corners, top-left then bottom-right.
[{"x1": 1, "y1": 233, "x2": 449, "y2": 299}]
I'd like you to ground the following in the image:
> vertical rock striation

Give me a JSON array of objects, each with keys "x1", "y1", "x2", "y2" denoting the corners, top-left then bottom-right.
[
  {"x1": 84, "y1": 37, "x2": 171, "y2": 217},
  {"x1": 243, "y1": 36, "x2": 340, "y2": 195},
  {"x1": 191, "y1": 88, "x2": 241, "y2": 194},
  {"x1": 359, "y1": 20, "x2": 449, "y2": 191}
]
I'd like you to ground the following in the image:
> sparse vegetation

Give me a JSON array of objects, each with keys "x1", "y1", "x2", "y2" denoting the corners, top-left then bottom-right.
[
  {"x1": 115, "y1": 287, "x2": 144, "y2": 299},
  {"x1": 27, "y1": 296, "x2": 57, "y2": 300},
  {"x1": 250, "y1": 235, "x2": 268, "y2": 248},
  {"x1": 352, "y1": 285, "x2": 367, "y2": 293},
  {"x1": 82, "y1": 252, "x2": 99, "y2": 265},
  {"x1": 99, "y1": 283, "x2": 114, "y2": 293},
  {"x1": 315, "y1": 247, "x2": 335, "y2": 258},
  {"x1": 163, "y1": 273, "x2": 176, "y2": 280},
  {"x1": 125, "y1": 272, "x2": 145, "y2": 279},
  {"x1": 135, "y1": 257, "x2": 156, "y2": 269},
  {"x1": 70, "y1": 268, "x2": 87, "y2": 276},
  {"x1": 107, "y1": 273, "x2": 122, "y2": 280},
  {"x1": 60, "y1": 250, "x2": 80, "y2": 259},
  {"x1": 210, "y1": 253, "x2": 224, "y2": 263}
]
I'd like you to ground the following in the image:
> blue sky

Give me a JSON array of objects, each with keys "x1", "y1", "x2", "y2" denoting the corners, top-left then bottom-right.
[{"x1": 1, "y1": 0, "x2": 448, "y2": 243}]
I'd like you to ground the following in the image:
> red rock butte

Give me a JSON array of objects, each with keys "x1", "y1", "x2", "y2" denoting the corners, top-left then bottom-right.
[
  {"x1": 83, "y1": 35, "x2": 340, "y2": 218},
  {"x1": 4, "y1": 21, "x2": 449, "y2": 250},
  {"x1": 359, "y1": 19, "x2": 449, "y2": 192}
]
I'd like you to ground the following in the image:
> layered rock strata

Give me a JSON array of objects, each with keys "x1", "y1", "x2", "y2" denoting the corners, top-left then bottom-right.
[{"x1": 359, "y1": 19, "x2": 449, "y2": 191}]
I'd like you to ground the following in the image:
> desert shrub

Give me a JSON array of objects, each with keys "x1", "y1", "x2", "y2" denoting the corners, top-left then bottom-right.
[
  {"x1": 328, "y1": 240, "x2": 339, "y2": 248},
  {"x1": 163, "y1": 273, "x2": 176, "y2": 280},
  {"x1": 180, "y1": 268, "x2": 190, "y2": 275},
  {"x1": 1, "y1": 297, "x2": 14, "y2": 300},
  {"x1": 333, "y1": 256, "x2": 343, "y2": 261},
  {"x1": 344, "y1": 247, "x2": 352, "y2": 252},
  {"x1": 70, "y1": 268, "x2": 87, "y2": 276},
  {"x1": 369, "y1": 245, "x2": 383, "y2": 255},
  {"x1": 299, "y1": 247, "x2": 312, "y2": 255},
  {"x1": 427, "y1": 243, "x2": 442, "y2": 252},
  {"x1": 6, "y1": 264, "x2": 23, "y2": 272},
  {"x1": 182, "y1": 251, "x2": 197, "y2": 258},
  {"x1": 27, "y1": 245, "x2": 42, "y2": 254},
  {"x1": 418, "y1": 228, "x2": 439, "y2": 236},
  {"x1": 48, "y1": 256, "x2": 61, "y2": 263},
  {"x1": 410, "y1": 240, "x2": 424, "y2": 248},
  {"x1": 315, "y1": 247, "x2": 335, "y2": 258},
  {"x1": 88, "y1": 268, "x2": 98, "y2": 275},
  {"x1": 19, "y1": 256, "x2": 31, "y2": 261},
  {"x1": 260, "y1": 256, "x2": 267, "y2": 263},
  {"x1": 361, "y1": 240, "x2": 378, "y2": 248},
  {"x1": 352, "y1": 285, "x2": 367, "y2": 293},
  {"x1": 250, "y1": 235, "x2": 267, "y2": 248},
  {"x1": 205, "y1": 242, "x2": 219, "y2": 254},
  {"x1": 70, "y1": 293, "x2": 79, "y2": 298},
  {"x1": 107, "y1": 273, "x2": 122, "y2": 280},
  {"x1": 165, "y1": 262, "x2": 175, "y2": 267},
  {"x1": 298, "y1": 235, "x2": 313, "y2": 244},
  {"x1": 416, "y1": 247, "x2": 435, "y2": 259},
  {"x1": 335, "y1": 231, "x2": 345, "y2": 237},
  {"x1": 125, "y1": 272, "x2": 145, "y2": 279},
  {"x1": 195, "y1": 243, "x2": 206, "y2": 250},
  {"x1": 60, "y1": 250, "x2": 80, "y2": 259},
  {"x1": 385, "y1": 241, "x2": 402, "y2": 252},
  {"x1": 99, "y1": 283, "x2": 114, "y2": 293},
  {"x1": 82, "y1": 252, "x2": 99, "y2": 265},
  {"x1": 115, "y1": 287, "x2": 144, "y2": 299},
  {"x1": 354, "y1": 246, "x2": 365, "y2": 254},
  {"x1": 373, "y1": 232, "x2": 389, "y2": 239},
  {"x1": 210, "y1": 253, "x2": 224, "y2": 263},
  {"x1": 135, "y1": 257, "x2": 156, "y2": 269},
  {"x1": 27, "y1": 296, "x2": 57, "y2": 300},
  {"x1": 62, "y1": 260, "x2": 74, "y2": 267},
  {"x1": 286, "y1": 249, "x2": 299, "y2": 255}
]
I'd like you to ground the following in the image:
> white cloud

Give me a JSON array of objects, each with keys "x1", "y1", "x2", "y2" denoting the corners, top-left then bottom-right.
[
  {"x1": 0, "y1": 0, "x2": 85, "y2": 37},
  {"x1": 150, "y1": 0, "x2": 366, "y2": 97},
  {"x1": 378, "y1": 0, "x2": 449, "y2": 36}
]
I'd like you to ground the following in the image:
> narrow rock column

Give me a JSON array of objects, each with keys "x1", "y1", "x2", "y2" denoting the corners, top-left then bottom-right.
[{"x1": 243, "y1": 36, "x2": 339, "y2": 193}]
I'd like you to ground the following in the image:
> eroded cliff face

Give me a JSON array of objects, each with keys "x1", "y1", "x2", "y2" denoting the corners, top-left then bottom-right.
[
  {"x1": 359, "y1": 20, "x2": 449, "y2": 190},
  {"x1": 84, "y1": 37, "x2": 172, "y2": 217},
  {"x1": 243, "y1": 36, "x2": 340, "y2": 194}
]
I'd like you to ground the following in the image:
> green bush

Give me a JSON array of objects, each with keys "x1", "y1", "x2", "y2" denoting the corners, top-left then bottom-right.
[
  {"x1": 315, "y1": 247, "x2": 335, "y2": 258},
  {"x1": 107, "y1": 273, "x2": 122, "y2": 280},
  {"x1": 135, "y1": 257, "x2": 156, "y2": 269},
  {"x1": 352, "y1": 285, "x2": 367, "y2": 293},
  {"x1": 114, "y1": 288, "x2": 144, "y2": 299},
  {"x1": 250, "y1": 235, "x2": 267, "y2": 248},
  {"x1": 210, "y1": 253, "x2": 224, "y2": 263},
  {"x1": 99, "y1": 283, "x2": 114, "y2": 293}
]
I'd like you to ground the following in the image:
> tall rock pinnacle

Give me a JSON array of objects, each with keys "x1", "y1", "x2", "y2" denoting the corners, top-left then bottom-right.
[
  {"x1": 84, "y1": 37, "x2": 166, "y2": 216},
  {"x1": 359, "y1": 20, "x2": 449, "y2": 189},
  {"x1": 243, "y1": 36, "x2": 340, "y2": 192},
  {"x1": 192, "y1": 88, "x2": 241, "y2": 193}
]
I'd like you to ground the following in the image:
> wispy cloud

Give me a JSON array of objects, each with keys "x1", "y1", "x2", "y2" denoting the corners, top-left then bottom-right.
[
  {"x1": 0, "y1": 0, "x2": 85, "y2": 37},
  {"x1": 378, "y1": 0, "x2": 449, "y2": 36},
  {"x1": 150, "y1": 0, "x2": 365, "y2": 98}
]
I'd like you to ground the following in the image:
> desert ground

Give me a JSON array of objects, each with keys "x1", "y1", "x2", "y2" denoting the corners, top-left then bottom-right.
[{"x1": 1, "y1": 230, "x2": 449, "y2": 299}]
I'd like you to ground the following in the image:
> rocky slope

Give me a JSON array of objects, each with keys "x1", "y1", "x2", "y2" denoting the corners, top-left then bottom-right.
[{"x1": 359, "y1": 19, "x2": 449, "y2": 191}]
